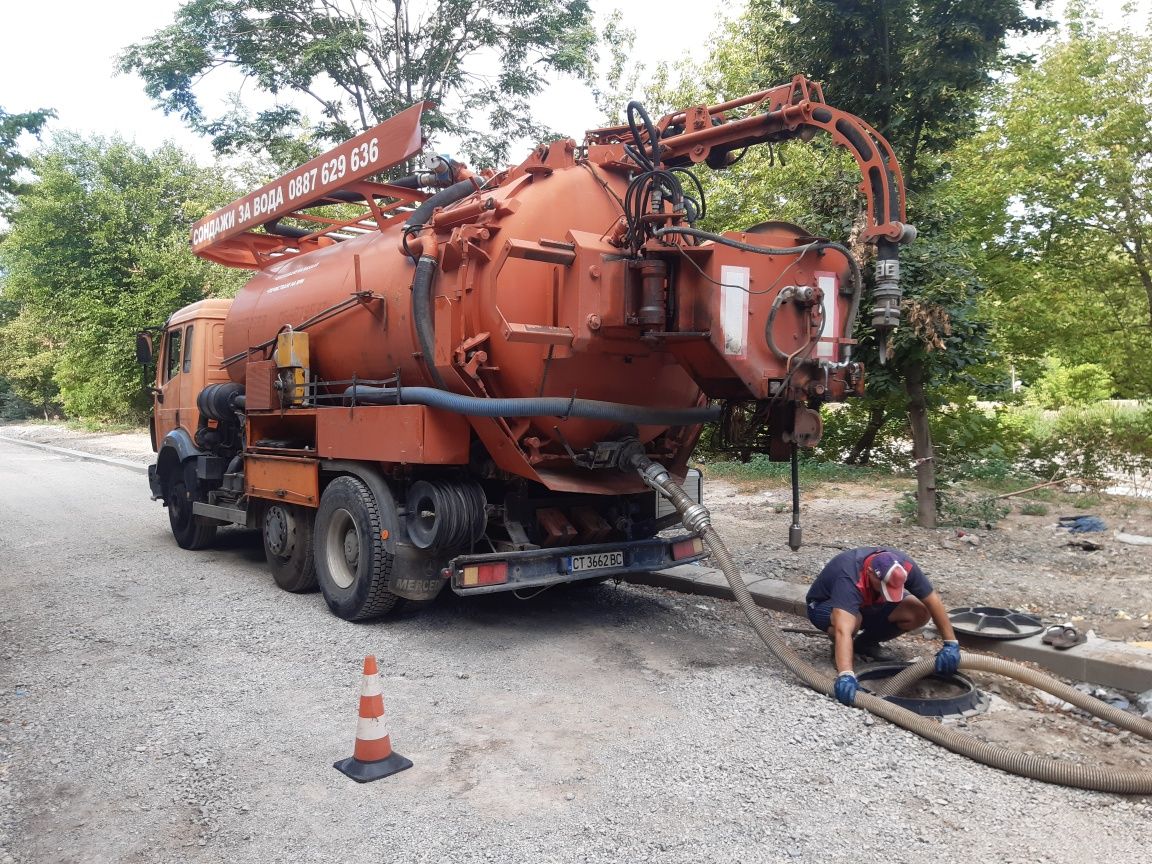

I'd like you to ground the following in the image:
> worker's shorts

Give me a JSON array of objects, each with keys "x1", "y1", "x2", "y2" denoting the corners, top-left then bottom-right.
[{"x1": 807, "y1": 600, "x2": 900, "y2": 636}]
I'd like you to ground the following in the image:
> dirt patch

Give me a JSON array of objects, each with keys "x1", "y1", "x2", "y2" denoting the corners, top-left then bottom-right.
[{"x1": 705, "y1": 475, "x2": 1152, "y2": 643}]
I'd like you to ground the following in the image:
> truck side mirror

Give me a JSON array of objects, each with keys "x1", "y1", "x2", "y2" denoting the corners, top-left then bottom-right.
[{"x1": 135, "y1": 332, "x2": 154, "y2": 365}]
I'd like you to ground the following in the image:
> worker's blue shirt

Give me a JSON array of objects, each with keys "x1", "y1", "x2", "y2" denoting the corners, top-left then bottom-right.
[{"x1": 805, "y1": 546, "x2": 934, "y2": 616}]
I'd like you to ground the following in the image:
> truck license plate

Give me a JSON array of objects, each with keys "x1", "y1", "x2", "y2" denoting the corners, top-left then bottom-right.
[{"x1": 569, "y1": 551, "x2": 624, "y2": 573}]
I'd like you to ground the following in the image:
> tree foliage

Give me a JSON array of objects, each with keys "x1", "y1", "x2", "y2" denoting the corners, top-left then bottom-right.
[
  {"x1": 118, "y1": 0, "x2": 597, "y2": 166},
  {"x1": 954, "y1": 13, "x2": 1152, "y2": 396},
  {"x1": 0, "y1": 136, "x2": 247, "y2": 421},
  {"x1": 731, "y1": 0, "x2": 1052, "y2": 187},
  {"x1": 0, "y1": 106, "x2": 55, "y2": 212}
]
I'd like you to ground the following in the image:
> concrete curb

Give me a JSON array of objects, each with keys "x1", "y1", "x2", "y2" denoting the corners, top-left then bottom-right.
[
  {"x1": 624, "y1": 563, "x2": 1152, "y2": 693},
  {"x1": 0, "y1": 435, "x2": 150, "y2": 475}
]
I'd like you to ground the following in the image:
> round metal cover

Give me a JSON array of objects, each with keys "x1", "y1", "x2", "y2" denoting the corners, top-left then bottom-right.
[
  {"x1": 857, "y1": 662, "x2": 989, "y2": 719},
  {"x1": 948, "y1": 606, "x2": 1044, "y2": 640}
]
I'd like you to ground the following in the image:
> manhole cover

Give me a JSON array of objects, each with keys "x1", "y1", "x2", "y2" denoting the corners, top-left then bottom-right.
[
  {"x1": 857, "y1": 663, "x2": 988, "y2": 718},
  {"x1": 948, "y1": 606, "x2": 1044, "y2": 640}
]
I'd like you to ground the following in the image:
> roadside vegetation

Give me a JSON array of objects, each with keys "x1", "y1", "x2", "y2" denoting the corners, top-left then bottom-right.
[{"x1": 1, "y1": 0, "x2": 1149, "y2": 530}]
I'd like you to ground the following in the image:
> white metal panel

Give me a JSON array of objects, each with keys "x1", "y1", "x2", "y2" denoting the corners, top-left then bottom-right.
[{"x1": 720, "y1": 266, "x2": 750, "y2": 357}]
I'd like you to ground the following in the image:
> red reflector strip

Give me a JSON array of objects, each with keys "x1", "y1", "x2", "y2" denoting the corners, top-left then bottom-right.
[
  {"x1": 461, "y1": 562, "x2": 508, "y2": 587},
  {"x1": 672, "y1": 538, "x2": 705, "y2": 561}
]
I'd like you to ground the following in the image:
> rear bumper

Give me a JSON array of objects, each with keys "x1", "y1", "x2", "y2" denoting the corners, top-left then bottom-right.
[{"x1": 447, "y1": 534, "x2": 709, "y2": 595}]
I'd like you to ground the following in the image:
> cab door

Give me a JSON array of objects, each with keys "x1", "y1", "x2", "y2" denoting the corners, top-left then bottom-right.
[{"x1": 154, "y1": 324, "x2": 194, "y2": 444}]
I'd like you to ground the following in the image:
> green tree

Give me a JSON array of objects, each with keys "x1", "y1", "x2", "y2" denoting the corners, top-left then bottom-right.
[
  {"x1": 118, "y1": 0, "x2": 596, "y2": 166},
  {"x1": 700, "y1": 0, "x2": 1051, "y2": 525},
  {"x1": 0, "y1": 105, "x2": 55, "y2": 212},
  {"x1": 954, "y1": 13, "x2": 1152, "y2": 396},
  {"x1": 0, "y1": 136, "x2": 247, "y2": 422}
]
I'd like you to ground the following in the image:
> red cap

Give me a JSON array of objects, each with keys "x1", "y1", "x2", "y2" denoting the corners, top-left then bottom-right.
[{"x1": 869, "y1": 552, "x2": 908, "y2": 603}]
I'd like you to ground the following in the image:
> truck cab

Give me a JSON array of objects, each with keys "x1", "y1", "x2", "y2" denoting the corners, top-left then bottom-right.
[{"x1": 146, "y1": 299, "x2": 234, "y2": 548}]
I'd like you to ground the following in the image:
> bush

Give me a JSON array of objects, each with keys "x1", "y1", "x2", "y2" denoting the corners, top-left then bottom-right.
[
  {"x1": 1015, "y1": 402, "x2": 1152, "y2": 487},
  {"x1": 702, "y1": 395, "x2": 1152, "y2": 493},
  {"x1": 929, "y1": 399, "x2": 1029, "y2": 482},
  {"x1": 814, "y1": 399, "x2": 909, "y2": 470},
  {"x1": 0, "y1": 378, "x2": 35, "y2": 420},
  {"x1": 1025, "y1": 357, "x2": 1114, "y2": 409},
  {"x1": 896, "y1": 489, "x2": 1010, "y2": 528}
]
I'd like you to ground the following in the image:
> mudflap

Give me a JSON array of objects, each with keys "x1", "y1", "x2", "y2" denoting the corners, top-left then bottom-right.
[
  {"x1": 385, "y1": 542, "x2": 447, "y2": 601},
  {"x1": 148, "y1": 463, "x2": 164, "y2": 500}
]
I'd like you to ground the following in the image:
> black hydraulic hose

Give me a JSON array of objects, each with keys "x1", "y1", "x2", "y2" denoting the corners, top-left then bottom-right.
[
  {"x1": 655, "y1": 225, "x2": 820, "y2": 255},
  {"x1": 263, "y1": 219, "x2": 313, "y2": 239},
  {"x1": 764, "y1": 287, "x2": 824, "y2": 363},
  {"x1": 633, "y1": 457, "x2": 1152, "y2": 794},
  {"x1": 626, "y1": 100, "x2": 661, "y2": 168},
  {"x1": 410, "y1": 256, "x2": 448, "y2": 389},
  {"x1": 344, "y1": 385, "x2": 721, "y2": 426},
  {"x1": 403, "y1": 179, "x2": 478, "y2": 228}
]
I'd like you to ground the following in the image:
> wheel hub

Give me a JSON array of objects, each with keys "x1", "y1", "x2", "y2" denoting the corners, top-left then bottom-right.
[
  {"x1": 264, "y1": 505, "x2": 295, "y2": 557},
  {"x1": 342, "y1": 529, "x2": 359, "y2": 568}
]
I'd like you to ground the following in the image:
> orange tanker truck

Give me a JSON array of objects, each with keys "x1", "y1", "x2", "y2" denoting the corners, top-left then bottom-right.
[{"x1": 139, "y1": 77, "x2": 913, "y2": 622}]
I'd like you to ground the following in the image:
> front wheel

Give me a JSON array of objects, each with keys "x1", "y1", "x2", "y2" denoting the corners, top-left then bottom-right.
[
  {"x1": 167, "y1": 461, "x2": 216, "y2": 550},
  {"x1": 314, "y1": 476, "x2": 402, "y2": 621},
  {"x1": 262, "y1": 503, "x2": 317, "y2": 592}
]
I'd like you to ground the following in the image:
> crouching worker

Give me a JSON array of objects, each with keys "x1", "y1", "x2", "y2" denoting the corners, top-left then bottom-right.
[{"x1": 805, "y1": 548, "x2": 961, "y2": 707}]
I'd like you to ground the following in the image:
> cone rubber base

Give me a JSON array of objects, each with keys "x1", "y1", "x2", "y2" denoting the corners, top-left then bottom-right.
[{"x1": 334, "y1": 751, "x2": 413, "y2": 783}]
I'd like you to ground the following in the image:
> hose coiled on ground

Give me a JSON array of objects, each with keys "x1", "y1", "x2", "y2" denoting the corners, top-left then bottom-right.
[{"x1": 637, "y1": 458, "x2": 1152, "y2": 794}]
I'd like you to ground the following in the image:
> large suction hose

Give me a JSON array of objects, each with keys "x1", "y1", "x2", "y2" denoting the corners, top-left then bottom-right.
[
  {"x1": 634, "y1": 457, "x2": 1152, "y2": 794},
  {"x1": 344, "y1": 385, "x2": 722, "y2": 426},
  {"x1": 410, "y1": 255, "x2": 448, "y2": 389},
  {"x1": 404, "y1": 179, "x2": 478, "y2": 229},
  {"x1": 404, "y1": 180, "x2": 480, "y2": 390}
]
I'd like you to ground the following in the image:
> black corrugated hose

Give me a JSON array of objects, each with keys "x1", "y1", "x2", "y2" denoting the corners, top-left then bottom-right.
[
  {"x1": 344, "y1": 385, "x2": 721, "y2": 427},
  {"x1": 633, "y1": 456, "x2": 1152, "y2": 794}
]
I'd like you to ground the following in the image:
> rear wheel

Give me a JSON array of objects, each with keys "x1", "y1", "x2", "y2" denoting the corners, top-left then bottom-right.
[
  {"x1": 262, "y1": 503, "x2": 317, "y2": 592},
  {"x1": 166, "y1": 461, "x2": 216, "y2": 550},
  {"x1": 314, "y1": 476, "x2": 402, "y2": 621}
]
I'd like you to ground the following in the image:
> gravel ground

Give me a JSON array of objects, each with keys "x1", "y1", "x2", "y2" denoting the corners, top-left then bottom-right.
[{"x1": 2, "y1": 428, "x2": 1152, "y2": 864}]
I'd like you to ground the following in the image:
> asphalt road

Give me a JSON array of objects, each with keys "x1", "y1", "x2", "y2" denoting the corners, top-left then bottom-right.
[{"x1": 1, "y1": 439, "x2": 1150, "y2": 864}]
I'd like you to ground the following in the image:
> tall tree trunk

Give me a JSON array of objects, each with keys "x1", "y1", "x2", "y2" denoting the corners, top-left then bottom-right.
[
  {"x1": 846, "y1": 404, "x2": 887, "y2": 466},
  {"x1": 903, "y1": 362, "x2": 937, "y2": 528}
]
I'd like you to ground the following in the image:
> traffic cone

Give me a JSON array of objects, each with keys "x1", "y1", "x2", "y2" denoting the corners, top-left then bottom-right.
[{"x1": 333, "y1": 655, "x2": 413, "y2": 783}]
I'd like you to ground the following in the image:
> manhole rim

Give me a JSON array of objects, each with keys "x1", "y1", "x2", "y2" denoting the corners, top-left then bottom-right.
[{"x1": 857, "y1": 661, "x2": 988, "y2": 718}]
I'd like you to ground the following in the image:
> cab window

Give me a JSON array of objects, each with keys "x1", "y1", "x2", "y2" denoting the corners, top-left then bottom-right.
[
  {"x1": 182, "y1": 325, "x2": 194, "y2": 374},
  {"x1": 164, "y1": 328, "x2": 183, "y2": 382}
]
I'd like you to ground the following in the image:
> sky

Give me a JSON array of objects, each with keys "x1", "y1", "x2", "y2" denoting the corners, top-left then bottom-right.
[
  {"x1": 0, "y1": 0, "x2": 1148, "y2": 168},
  {"x1": 0, "y1": 0, "x2": 743, "y2": 166}
]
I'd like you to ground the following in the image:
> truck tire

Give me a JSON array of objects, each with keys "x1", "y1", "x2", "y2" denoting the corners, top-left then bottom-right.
[
  {"x1": 166, "y1": 461, "x2": 217, "y2": 550},
  {"x1": 314, "y1": 476, "x2": 403, "y2": 621},
  {"x1": 262, "y1": 503, "x2": 317, "y2": 593}
]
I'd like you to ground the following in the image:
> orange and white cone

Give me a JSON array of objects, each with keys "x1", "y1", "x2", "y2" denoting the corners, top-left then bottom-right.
[{"x1": 333, "y1": 655, "x2": 413, "y2": 783}]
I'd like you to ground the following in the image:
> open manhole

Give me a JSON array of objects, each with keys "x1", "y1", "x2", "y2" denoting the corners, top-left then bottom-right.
[
  {"x1": 948, "y1": 606, "x2": 1044, "y2": 640},
  {"x1": 858, "y1": 662, "x2": 989, "y2": 718}
]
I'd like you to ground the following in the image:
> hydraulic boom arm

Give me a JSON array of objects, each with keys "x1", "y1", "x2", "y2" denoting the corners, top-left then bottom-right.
[{"x1": 585, "y1": 75, "x2": 915, "y2": 337}]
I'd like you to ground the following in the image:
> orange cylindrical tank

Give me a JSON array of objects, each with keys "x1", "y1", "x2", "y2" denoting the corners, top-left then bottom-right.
[{"x1": 223, "y1": 154, "x2": 705, "y2": 464}]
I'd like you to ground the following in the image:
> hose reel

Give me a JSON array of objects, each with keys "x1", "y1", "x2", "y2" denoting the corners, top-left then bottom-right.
[{"x1": 405, "y1": 479, "x2": 487, "y2": 552}]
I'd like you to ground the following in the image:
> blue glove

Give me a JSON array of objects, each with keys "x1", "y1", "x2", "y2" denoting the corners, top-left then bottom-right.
[
  {"x1": 935, "y1": 640, "x2": 961, "y2": 675},
  {"x1": 834, "y1": 672, "x2": 858, "y2": 706}
]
